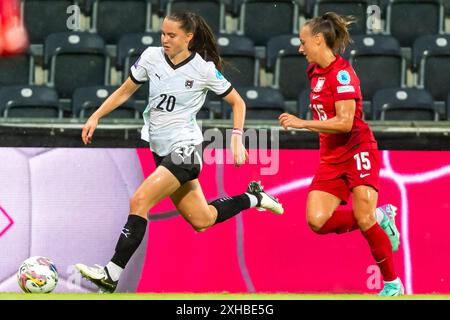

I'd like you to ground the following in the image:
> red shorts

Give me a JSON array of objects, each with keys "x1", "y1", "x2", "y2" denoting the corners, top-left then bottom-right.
[{"x1": 309, "y1": 149, "x2": 380, "y2": 204}]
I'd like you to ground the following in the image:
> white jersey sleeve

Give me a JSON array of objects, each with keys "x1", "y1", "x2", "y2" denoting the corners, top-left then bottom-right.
[
  {"x1": 204, "y1": 62, "x2": 233, "y2": 97},
  {"x1": 129, "y1": 47, "x2": 154, "y2": 84}
]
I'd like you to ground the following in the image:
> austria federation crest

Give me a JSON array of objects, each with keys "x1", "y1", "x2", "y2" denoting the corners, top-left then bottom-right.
[{"x1": 185, "y1": 80, "x2": 194, "y2": 89}]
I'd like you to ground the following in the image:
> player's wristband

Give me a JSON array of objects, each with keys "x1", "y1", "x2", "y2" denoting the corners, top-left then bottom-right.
[{"x1": 232, "y1": 128, "x2": 243, "y2": 136}]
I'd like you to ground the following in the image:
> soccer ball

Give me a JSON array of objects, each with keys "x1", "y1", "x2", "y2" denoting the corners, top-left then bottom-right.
[{"x1": 17, "y1": 256, "x2": 58, "y2": 293}]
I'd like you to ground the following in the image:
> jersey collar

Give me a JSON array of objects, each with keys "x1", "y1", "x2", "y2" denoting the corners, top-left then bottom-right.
[
  {"x1": 308, "y1": 55, "x2": 342, "y2": 76},
  {"x1": 164, "y1": 51, "x2": 196, "y2": 70}
]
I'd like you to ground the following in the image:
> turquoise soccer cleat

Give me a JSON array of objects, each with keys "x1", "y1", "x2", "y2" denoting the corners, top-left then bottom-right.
[
  {"x1": 377, "y1": 204, "x2": 400, "y2": 252},
  {"x1": 379, "y1": 278, "x2": 405, "y2": 296}
]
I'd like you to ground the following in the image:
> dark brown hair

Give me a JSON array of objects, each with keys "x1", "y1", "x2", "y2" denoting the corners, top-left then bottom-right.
[
  {"x1": 167, "y1": 11, "x2": 224, "y2": 72},
  {"x1": 305, "y1": 12, "x2": 355, "y2": 54}
]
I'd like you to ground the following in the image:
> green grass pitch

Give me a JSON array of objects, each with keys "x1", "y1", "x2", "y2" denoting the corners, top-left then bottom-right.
[{"x1": 1, "y1": 293, "x2": 449, "y2": 300}]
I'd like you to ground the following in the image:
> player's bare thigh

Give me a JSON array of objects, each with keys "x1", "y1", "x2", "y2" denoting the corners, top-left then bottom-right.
[
  {"x1": 352, "y1": 185, "x2": 378, "y2": 232},
  {"x1": 306, "y1": 190, "x2": 341, "y2": 232},
  {"x1": 170, "y1": 179, "x2": 217, "y2": 232},
  {"x1": 130, "y1": 166, "x2": 181, "y2": 218}
]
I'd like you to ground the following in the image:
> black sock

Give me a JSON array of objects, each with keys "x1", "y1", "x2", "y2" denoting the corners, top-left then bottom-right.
[
  {"x1": 210, "y1": 194, "x2": 251, "y2": 224},
  {"x1": 111, "y1": 214, "x2": 147, "y2": 269}
]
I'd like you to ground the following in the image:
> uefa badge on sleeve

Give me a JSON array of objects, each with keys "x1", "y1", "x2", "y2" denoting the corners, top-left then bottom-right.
[{"x1": 337, "y1": 70, "x2": 351, "y2": 85}]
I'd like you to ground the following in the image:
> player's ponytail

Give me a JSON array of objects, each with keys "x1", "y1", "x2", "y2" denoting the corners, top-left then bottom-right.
[
  {"x1": 305, "y1": 12, "x2": 355, "y2": 54},
  {"x1": 167, "y1": 11, "x2": 224, "y2": 72}
]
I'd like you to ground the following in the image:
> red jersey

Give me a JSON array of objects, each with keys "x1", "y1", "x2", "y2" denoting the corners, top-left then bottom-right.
[{"x1": 307, "y1": 55, "x2": 377, "y2": 163}]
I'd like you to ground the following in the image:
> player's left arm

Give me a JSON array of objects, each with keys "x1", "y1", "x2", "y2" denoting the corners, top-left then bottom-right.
[
  {"x1": 223, "y1": 89, "x2": 249, "y2": 167},
  {"x1": 223, "y1": 88, "x2": 246, "y2": 132}
]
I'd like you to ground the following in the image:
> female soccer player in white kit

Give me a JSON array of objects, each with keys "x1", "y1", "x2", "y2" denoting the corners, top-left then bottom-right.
[{"x1": 75, "y1": 11, "x2": 283, "y2": 293}]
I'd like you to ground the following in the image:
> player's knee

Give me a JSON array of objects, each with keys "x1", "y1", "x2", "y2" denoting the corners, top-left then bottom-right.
[
  {"x1": 354, "y1": 213, "x2": 376, "y2": 231},
  {"x1": 193, "y1": 225, "x2": 208, "y2": 233},
  {"x1": 130, "y1": 191, "x2": 148, "y2": 212},
  {"x1": 191, "y1": 221, "x2": 212, "y2": 233},
  {"x1": 189, "y1": 216, "x2": 215, "y2": 233},
  {"x1": 306, "y1": 213, "x2": 326, "y2": 234}
]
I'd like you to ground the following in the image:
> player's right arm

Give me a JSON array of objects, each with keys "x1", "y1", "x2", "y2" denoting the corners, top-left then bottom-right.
[
  {"x1": 278, "y1": 99, "x2": 355, "y2": 133},
  {"x1": 81, "y1": 77, "x2": 141, "y2": 145}
]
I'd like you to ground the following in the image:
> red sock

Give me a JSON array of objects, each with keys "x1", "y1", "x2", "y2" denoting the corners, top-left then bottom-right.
[
  {"x1": 362, "y1": 223, "x2": 397, "y2": 281},
  {"x1": 318, "y1": 210, "x2": 359, "y2": 234}
]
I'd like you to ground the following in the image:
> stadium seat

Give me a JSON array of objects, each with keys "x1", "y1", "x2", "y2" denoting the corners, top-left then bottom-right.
[
  {"x1": 88, "y1": 0, "x2": 152, "y2": 44},
  {"x1": 348, "y1": 34, "x2": 405, "y2": 102},
  {"x1": 386, "y1": 0, "x2": 444, "y2": 48},
  {"x1": 266, "y1": 34, "x2": 309, "y2": 101},
  {"x1": 413, "y1": 35, "x2": 450, "y2": 102},
  {"x1": 444, "y1": 0, "x2": 450, "y2": 19},
  {"x1": 116, "y1": 32, "x2": 161, "y2": 72},
  {"x1": 196, "y1": 103, "x2": 213, "y2": 119},
  {"x1": 297, "y1": 88, "x2": 312, "y2": 119},
  {"x1": 234, "y1": 0, "x2": 308, "y2": 17},
  {"x1": 312, "y1": 0, "x2": 368, "y2": 35},
  {"x1": 303, "y1": 0, "x2": 317, "y2": 17},
  {"x1": 377, "y1": 0, "x2": 391, "y2": 11},
  {"x1": 149, "y1": 0, "x2": 167, "y2": 16},
  {"x1": 44, "y1": 32, "x2": 109, "y2": 99},
  {"x1": 237, "y1": 0, "x2": 298, "y2": 46},
  {"x1": 0, "y1": 52, "x2": 33, "y2": 86},
  {"x1": 447, "y1": 90, "x2": 450, "y2": 120},
  {"x1": 23, "y1": 0, "x2": 77, "y2": 44},
  {"x1": 117, "y1": 32, "x2": 161, "y2": 102},
  {"x1": 217, "y1": 34, "x2": 259, "y2": 87},
  {"x1": 204, "y1": 91, "x2": 224, "y2": 119},
  {"x1": 295, "y1": 0, "x2": 310, "y2": 17},
  {"x1": 203, "y1": 34, "x2": 258, "y2": 117},
  {"x1": 0, "y1": 85, "x2": 64, "y2": 118},
  {"x1": 223, "y1": 86, "x2": 286, "y2": 119},
  {"x1": 342, "y1": 34, "x2": 401, "y2": 60},
  {"x1": 72, "y1": 86, "x2": 140, "y2": 119},
  {"x1": 219, "y1": 0, "x2": 236, "y2": 15},
  {"x1": 372, "y1": 87, "x2": 438, "y2": 121},
  {"x1": 166, "y1": 0, "x2": 226, "y2": 34}
]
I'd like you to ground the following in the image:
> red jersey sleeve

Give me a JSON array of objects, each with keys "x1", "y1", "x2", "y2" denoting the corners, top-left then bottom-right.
[{"x1": 329, "y1": 67, "x2": 362, "y2": 102}]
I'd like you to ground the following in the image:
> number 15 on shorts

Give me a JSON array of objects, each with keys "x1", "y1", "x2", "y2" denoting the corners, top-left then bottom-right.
[{"x1": 354, "y1": 151, "x2": 371, "y2": 171}]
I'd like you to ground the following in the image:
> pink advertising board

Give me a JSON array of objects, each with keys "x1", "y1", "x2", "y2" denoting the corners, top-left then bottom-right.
[
  {"x1": 137, "y1": 149, "x2": 450, "y2": 295},
  {"x1": 1, "y1": 148, "x2": 448, "y2": 294}
]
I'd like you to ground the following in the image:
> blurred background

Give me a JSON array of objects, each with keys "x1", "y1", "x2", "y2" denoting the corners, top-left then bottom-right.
[{"x1": 0, "y1": 0, "x2": 449, "y2": 121}]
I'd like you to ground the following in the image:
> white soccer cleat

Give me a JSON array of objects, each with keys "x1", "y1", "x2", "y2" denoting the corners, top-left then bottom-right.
[
  {"x1": 75, "y1": 263, "x2": 117, "y2": 293},
  {"x1": 247, "y1": 181, "x2": 284, "y2": 215}
]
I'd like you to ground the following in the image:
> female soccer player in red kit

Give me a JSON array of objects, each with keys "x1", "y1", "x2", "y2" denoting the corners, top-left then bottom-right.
[
  {"x1": 0, "y1": 0, "x2": 28, "y2": 56},
  {"x1": 279, "y1": 12, "x2": 404, "y2": 296}
]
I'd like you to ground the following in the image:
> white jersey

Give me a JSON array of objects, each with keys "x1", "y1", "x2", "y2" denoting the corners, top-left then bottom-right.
[{"x1": 130, "y1": 47, "x2": 232, "y2": 156}]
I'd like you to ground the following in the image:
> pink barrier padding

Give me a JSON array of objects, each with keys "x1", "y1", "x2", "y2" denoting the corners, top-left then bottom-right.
[
  {"x1": 0, "y1": 206, "x2": 14, "y2": 237},
  {"x1": 136, "y1": 149, "x2": 450, "y2": 294},
  {"x1": 136, "y1": 148, "x2": 247, "y2": 293}
]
